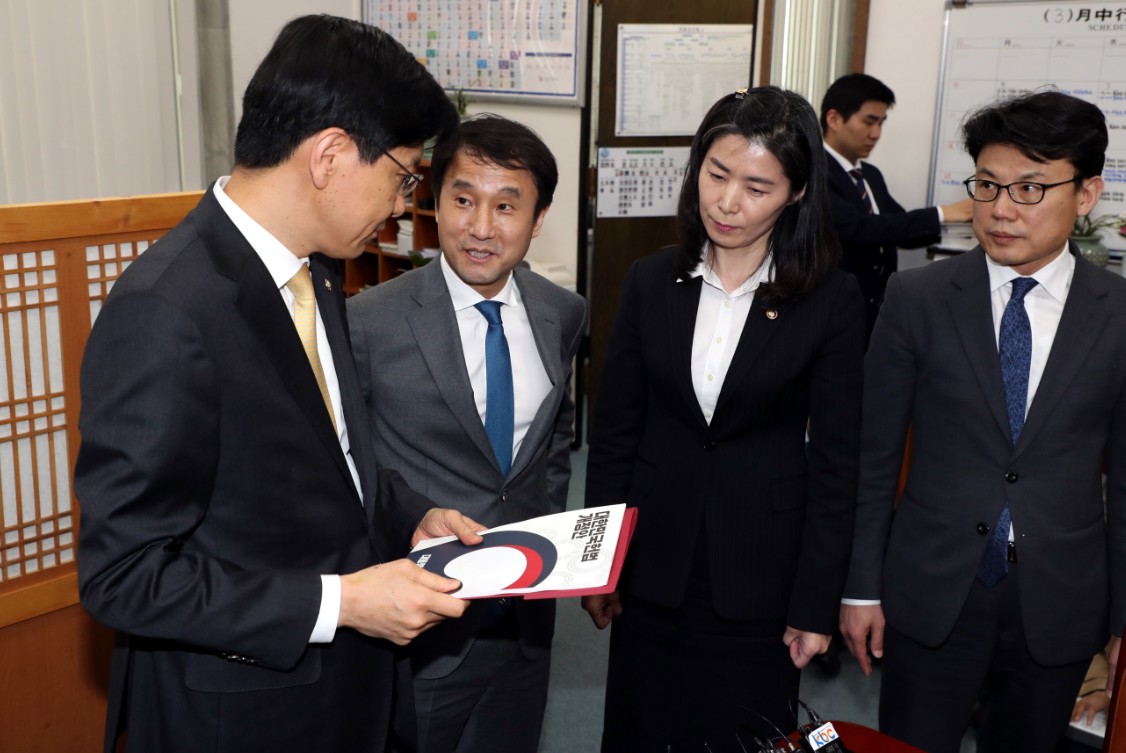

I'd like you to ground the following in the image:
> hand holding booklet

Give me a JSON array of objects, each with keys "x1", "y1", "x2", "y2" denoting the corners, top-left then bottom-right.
[{"x1": 409, "y1": 503, "x2": 637, "y2": 599}]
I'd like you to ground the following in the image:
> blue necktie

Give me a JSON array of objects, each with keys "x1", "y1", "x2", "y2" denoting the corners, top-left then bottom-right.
[
  {"x1": 849, "y1": 168, "x2": 873, "y2": 214},
  {"x1": 977, "y1": 276, "x2": 1038, "y2": 588},
  {"x1": 475, "y1": 301, "x2": 514, "y2": 476}
]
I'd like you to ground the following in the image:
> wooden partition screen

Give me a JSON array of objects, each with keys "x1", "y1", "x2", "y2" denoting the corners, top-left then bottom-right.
[{"x1": 0, "y1": 191, "x2": 202, "y2": 752}]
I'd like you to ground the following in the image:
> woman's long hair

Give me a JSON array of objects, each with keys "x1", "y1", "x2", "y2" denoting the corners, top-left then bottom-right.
[{"x1": 675, "y1": 86, "x2": 840, "y2": 307}]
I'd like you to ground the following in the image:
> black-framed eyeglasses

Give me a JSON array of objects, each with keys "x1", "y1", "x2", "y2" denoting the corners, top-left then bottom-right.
[
  {"x1": 962, "y1": 177, "x2": 1078, "y2": 205},
  {"x1": 383, "y1": 149, "x2": 424, "y2": 198}
]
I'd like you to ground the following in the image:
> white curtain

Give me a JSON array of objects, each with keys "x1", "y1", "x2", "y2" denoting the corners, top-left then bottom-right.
[
  {"x1": 0, "y1": 0, "x2": 194, "y2": 203},
  {"x1": 770, "y1": 0, "x2": 855, "y2": 108}
]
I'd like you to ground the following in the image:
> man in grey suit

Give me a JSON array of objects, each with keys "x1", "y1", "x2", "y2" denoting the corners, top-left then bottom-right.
[
  {"x1": 840, "y1": 91, "x2": 1125, "y2": 753},
  {"x1": 348, "y1": 114, "x2": 588, "y2": 753}
]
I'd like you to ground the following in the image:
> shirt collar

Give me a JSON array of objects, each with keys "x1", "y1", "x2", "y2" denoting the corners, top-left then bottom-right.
[
  {"x1": 686, "y1": 247, "x2": 774, "y2": 298},
  {"x1": 213, "y1": 176, "x2": 306, "y2": 286},
  {"x1": 439, "y1": 253, "x2": 520, "y2": 310},
  {"x1": 984, "y1": 242, "x2": 1073, "y2": 304},
  {"x1": 824, "y1": 143, "x2": 861, "y2": 172}
]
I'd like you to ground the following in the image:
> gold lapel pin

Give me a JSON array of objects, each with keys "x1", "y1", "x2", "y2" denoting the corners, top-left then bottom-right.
[
  {"x1": 324, "y1": 279, "x2": 332, "y2": 291},
  {"x1": 765, "y1": 309, "x2": 778, "y2": 320}
]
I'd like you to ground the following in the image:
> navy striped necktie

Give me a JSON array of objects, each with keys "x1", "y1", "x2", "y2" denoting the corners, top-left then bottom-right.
[{"x1": 848, "y1": 168, "x2": 873, "y2": 214}]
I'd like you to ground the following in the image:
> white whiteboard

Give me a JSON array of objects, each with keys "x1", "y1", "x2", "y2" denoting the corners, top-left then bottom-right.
[
  {"x1": 929, "y1": 0, "x2": 1126, "y2": 248},
  {"x1": 363, "y1": 0, "x2": 587, "y2": 106}
]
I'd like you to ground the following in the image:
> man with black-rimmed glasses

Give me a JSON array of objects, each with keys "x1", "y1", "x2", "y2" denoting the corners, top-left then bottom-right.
[{"x1": 840, "y1": 90, "x2": 1126, "y2": 753}]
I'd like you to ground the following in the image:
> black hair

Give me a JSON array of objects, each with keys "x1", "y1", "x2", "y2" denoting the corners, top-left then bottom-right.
[
  {"x1": 675, "y1": 86, "x2": 840, "y2": 306},
  {"x1": 430, "y1": 113, "x2": 558, "y2": 217},
  {"x1": 819, "y1": 73, "x2": 896, "y2": 132},
  {"x1": 234, "y1": 15, "x2": 458, "y2": 168},
  {"x1": 962, "y1": 90, "x2": 1107, "y2": 180}
]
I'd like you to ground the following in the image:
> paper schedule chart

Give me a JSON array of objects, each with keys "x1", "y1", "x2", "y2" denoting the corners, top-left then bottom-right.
[
  {"x1": 364, "y1": 0, "x2": 585, "y2": 104},
  {"x1": 615, "y1": 24, "x2": 753, "y2": 137}
]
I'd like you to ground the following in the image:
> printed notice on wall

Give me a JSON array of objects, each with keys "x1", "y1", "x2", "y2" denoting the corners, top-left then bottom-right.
[
  {"x1": 616, "y1": 24, "x2": 753, "y2": 137},
  {"x1": 597, "y1": 146, "x2": 691, "y2": 218}
]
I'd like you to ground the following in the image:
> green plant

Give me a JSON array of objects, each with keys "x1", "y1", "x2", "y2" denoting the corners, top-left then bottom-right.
[
  {"x1": 1072, "y1": 210, "x2": 1126, "y2": 237},
  {"x1": 450, "y1": 88, "x2": 470, "y2": 118}
]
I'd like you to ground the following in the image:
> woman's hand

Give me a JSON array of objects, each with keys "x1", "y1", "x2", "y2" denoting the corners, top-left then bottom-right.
[{"x1": 582, "y1": 591, "x2": 622, "y2": 629}]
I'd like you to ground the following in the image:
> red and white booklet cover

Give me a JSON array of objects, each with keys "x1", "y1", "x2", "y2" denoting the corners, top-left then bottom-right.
[{"x1": 409, "y1": 503, "x2": 637, "y2": 599}]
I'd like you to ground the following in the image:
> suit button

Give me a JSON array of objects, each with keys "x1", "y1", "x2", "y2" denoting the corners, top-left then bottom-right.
[
  {"x1": 703, "y1": 441, "x2": 716, "y2": 452},
  {"x1": 500, "y1": 490, "x2": 508, "y2": 502},
  {"x1": 977, "y1": 522, "x2": 990, "y2": 535},
  {"x1": 1004, "y1": 472, "x2": 1018, "y2": 483}
]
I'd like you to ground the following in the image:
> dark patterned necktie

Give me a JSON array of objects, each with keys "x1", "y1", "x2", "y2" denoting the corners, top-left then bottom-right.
[
  {"x1": 977, "y1": 276, "x2": 1038, "y2": 587},
  {"x1": 848, "y1": 168, "x2": 873, "y2": 214}
]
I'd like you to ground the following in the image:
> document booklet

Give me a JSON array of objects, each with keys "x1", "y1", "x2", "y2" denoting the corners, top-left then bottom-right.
[{"x1": 409, "y1": 503, "x2": 637, "y2": 599}]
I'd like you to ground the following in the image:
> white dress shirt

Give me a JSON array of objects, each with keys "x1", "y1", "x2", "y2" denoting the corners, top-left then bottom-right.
[
  {"x1": 214, "y1": 177, "x2": 357, "y2": 643},
  {"x1": 842, "y1": 244, "x2": 1073, "y2": 607},
  {"x1": 684, "y1": 250, "x2": 773, "y2": 424},
  {"x1": 440, "y1": 255, "x2": 552, "y2": 464}
]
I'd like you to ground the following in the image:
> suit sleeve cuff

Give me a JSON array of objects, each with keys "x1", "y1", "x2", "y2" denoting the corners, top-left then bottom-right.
[
  {"x1": 841, "y1": 598, "x2": 881, "y2": 606},
  {"x1": 309, "y1": 574, "x2": 341, "y2": 643},
  {"x1": 935, "y1": 206, "x2": 945, "y2": 224}
]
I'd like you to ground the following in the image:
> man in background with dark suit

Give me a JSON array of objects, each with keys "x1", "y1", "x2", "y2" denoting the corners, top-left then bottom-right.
[
  {"x1": 840, "y1": 90, "x2": 1125, "y2": 753},
  {"x1": 821, "y1": 73, "x2": 974, "y2": 338},
  {"x1": 75, "y1": 16, "x2": 482, "y2": 753},
  {"x1": 349, "y1": 114, "x2": 587, "y2": 753}
]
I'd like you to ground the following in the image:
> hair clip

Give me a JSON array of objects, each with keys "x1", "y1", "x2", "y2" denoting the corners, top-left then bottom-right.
[{"x1": 735, "y1": 87, "x2": 748, "y2": 100}]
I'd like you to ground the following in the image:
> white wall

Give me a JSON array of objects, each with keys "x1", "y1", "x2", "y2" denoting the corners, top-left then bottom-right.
[
  {"x1": 228, "y1": 2, "x2": 581, "y2": 284},
  {"x1": 229, "y1": 0, "x2": 361, "y2": 123},
  {"x1": 866, "y1": 0, "x2": 952, "y2": 270},
  {"x1": 865, "y1": 0, "x2": 947, "y2": 216}
]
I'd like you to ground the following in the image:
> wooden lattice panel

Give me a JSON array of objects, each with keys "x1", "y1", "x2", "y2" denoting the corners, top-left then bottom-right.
[
  {"x1": 0, "y1": 191, "x2": 201, "y2": 622},
  {"x1": 85, "y1": 240, "x2": 149, "y2": 324},
  {"x1": 0, "y1": 248, "x2": 72, "y2": 581}
]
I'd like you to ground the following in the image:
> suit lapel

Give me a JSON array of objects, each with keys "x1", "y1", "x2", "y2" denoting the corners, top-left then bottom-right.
[
  {"x1": 714, "y1": 296, "x2": 782, "y2": 416},
  {"x1": 196, "y1": 194, "x2": 362, "y2": 520},
  {"x1": 669, "y1": 273, "x2": 708, "y2": 427},
  {"x1": 509, "y1": 269, "x2": 563, "y2": 477},
  {"x1": 946, "y1": 249, "x2": 1012, "y2": 442},
  {"x1": 405, "y1": 262, "x2": 500, "y2": 471},
  {"x1": 1017, "y1": 254, "x2": 1108, "y2": 456},
  {"x1": 310, "y1": 256, "x2": 380, "y2": 524}
]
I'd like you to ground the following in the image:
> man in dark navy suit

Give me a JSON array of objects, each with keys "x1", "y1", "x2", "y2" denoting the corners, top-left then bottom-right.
[{"x1": 821, "y1": 73, "x2": 974, "y2": 339}]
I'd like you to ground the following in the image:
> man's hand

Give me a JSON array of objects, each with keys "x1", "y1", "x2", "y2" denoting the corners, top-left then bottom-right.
[
  {"x1": 941, "y1": 197, "x2": 975, "y2": 223},
  {"x1": 1073, "y1": 691, "x2": 1109, "y2": 726},
  {"x1": 581, "y1": 591, "x2": 622, "y2": 630},
  {"x1": 840, "y1": 603, "x2": 886, "y2": 676},
  {"x1": 338, "y1": 559, "x2": 468, "y2": 645},
  {"x1": 782, "y1": 627, "x2": 831, "y2": 669},
  {"x1": 411, "y1": 508, "x2": 485, "y2": 548},
  {"x1": 1107, "y1": 636, "x2": 1121, "y2": 698}
]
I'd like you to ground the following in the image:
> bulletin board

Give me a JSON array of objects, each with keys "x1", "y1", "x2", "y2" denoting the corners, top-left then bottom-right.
[
  {"x1": 928, "y1": 0, "x2": 1126, "y2": 248},
  {"x1": 363, "y1": 0, "x2": 588, "y2": 106}
]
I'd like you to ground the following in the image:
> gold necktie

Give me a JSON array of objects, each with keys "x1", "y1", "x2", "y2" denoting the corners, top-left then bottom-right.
[{"x1": 285, "y1": 265, "x2": 337, "y2": 433}]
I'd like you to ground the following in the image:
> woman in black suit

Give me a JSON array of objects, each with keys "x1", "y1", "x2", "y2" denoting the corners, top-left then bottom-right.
[{"x1": 582, "y1": 87, "x2": 866, "y2": 752}]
